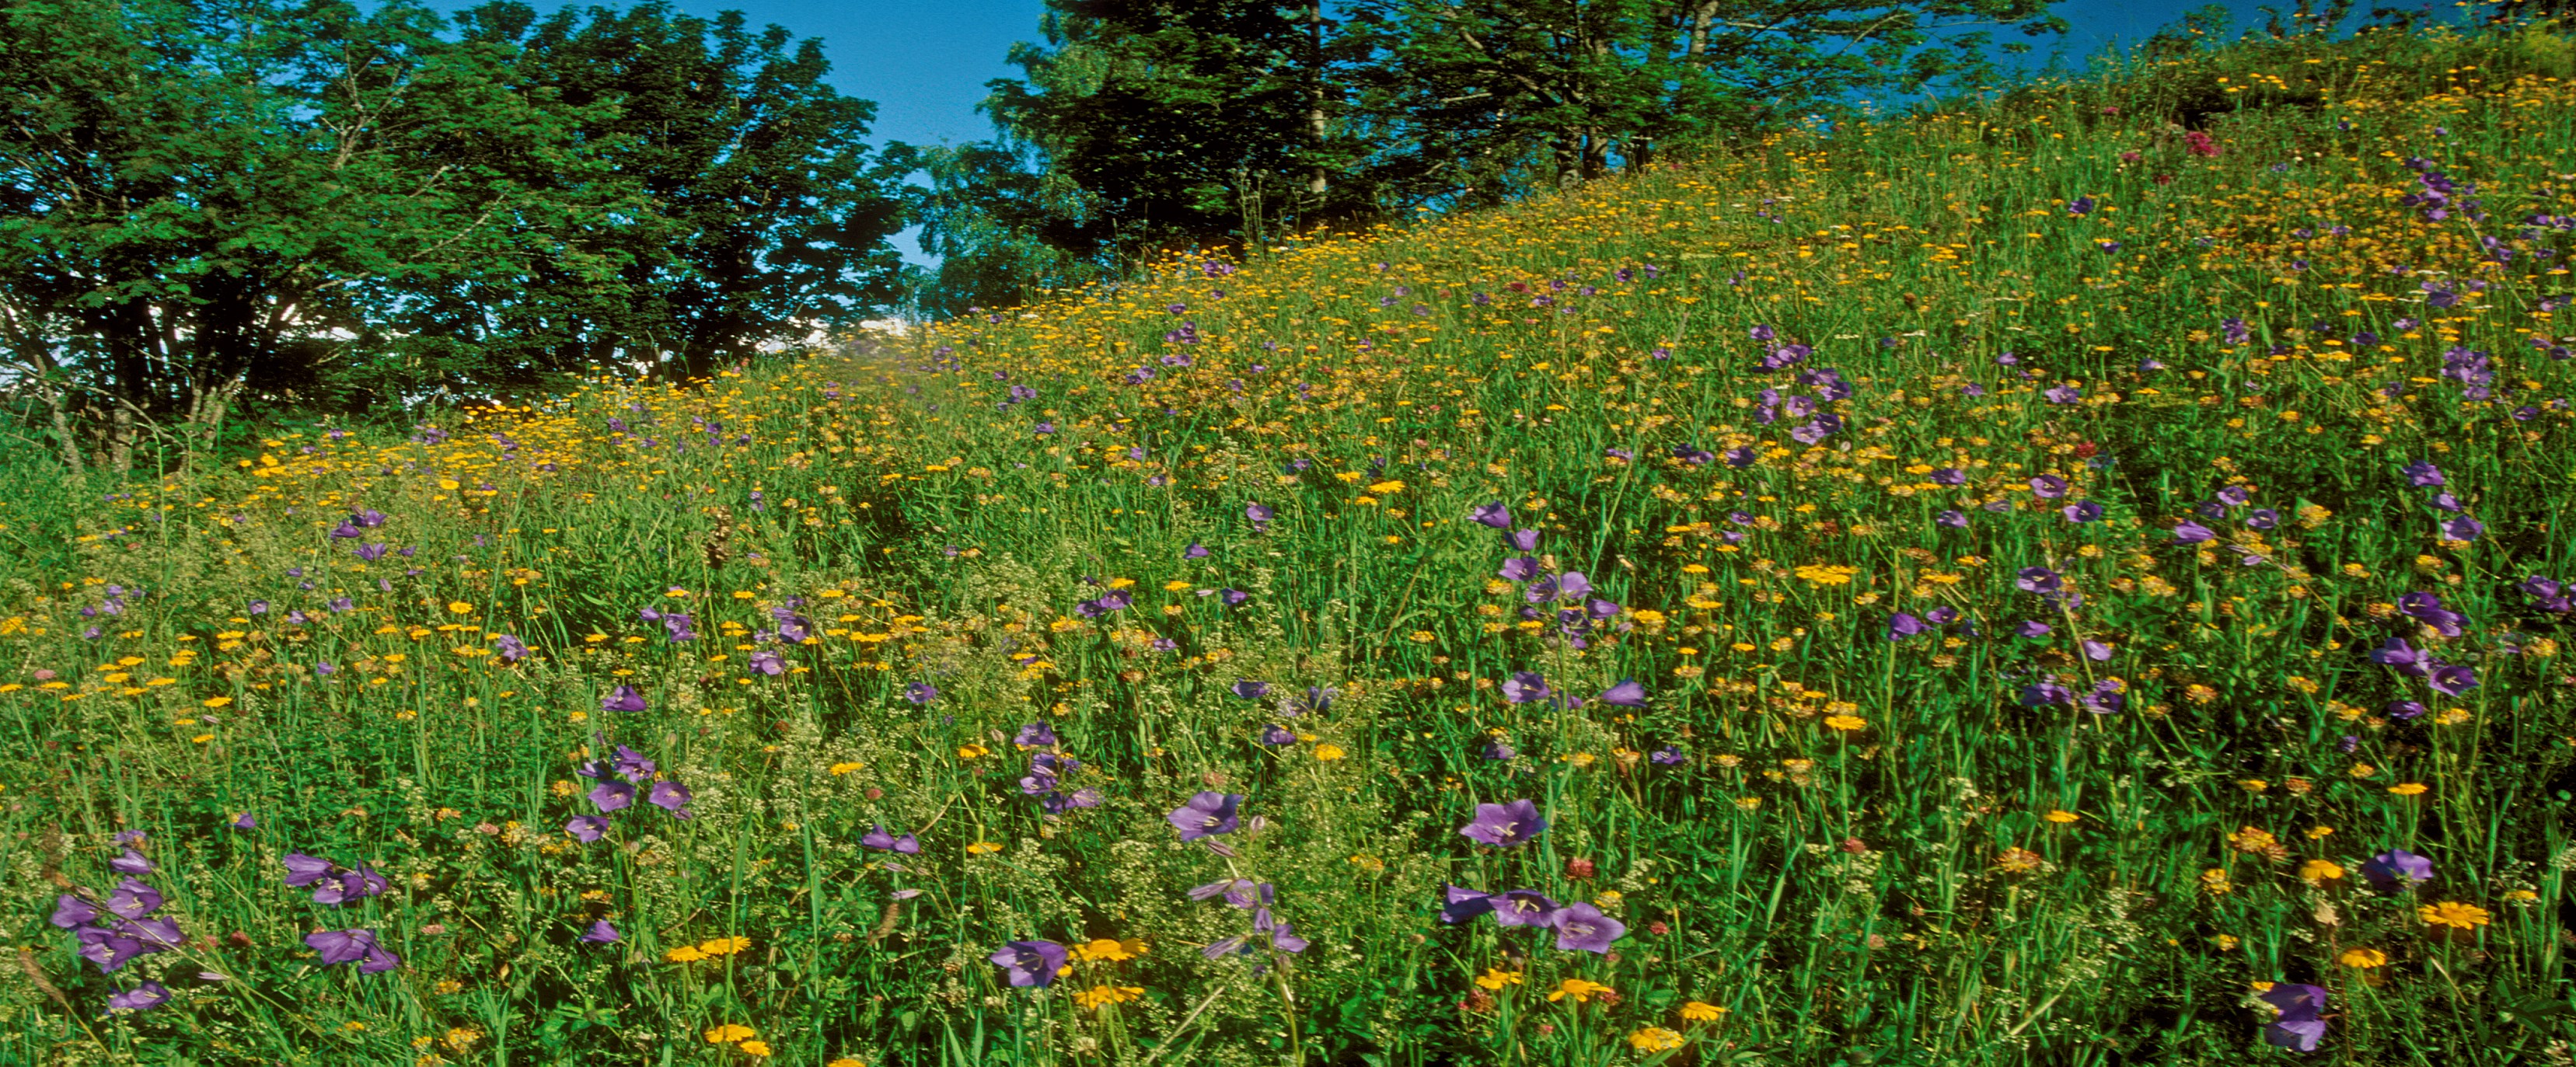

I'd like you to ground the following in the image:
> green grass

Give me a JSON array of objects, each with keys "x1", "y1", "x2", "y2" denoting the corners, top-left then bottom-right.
[{"x1": 2, "y1": 21, "x2": 2574, "y2": 1067}]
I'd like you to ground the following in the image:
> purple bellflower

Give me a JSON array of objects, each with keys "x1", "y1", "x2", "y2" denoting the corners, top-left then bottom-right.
[
  {"x1": 991, "y1": 940, "x2": 1070, "y2": 987},
  {"x1": 1551, "y1": 902, "x2": 1625, "y2": 953},
  {"x1": 1458, "y1": 799, "x2": 1546, "y2": 847},
  {"x1": 1168, "y1": 792, "x2": 1244, "y2": 840}
]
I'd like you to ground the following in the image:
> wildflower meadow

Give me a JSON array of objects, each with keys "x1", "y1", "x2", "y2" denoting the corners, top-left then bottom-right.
[{"x1": 5, "y1": 22, "x2": 2576, "y2": 1067}]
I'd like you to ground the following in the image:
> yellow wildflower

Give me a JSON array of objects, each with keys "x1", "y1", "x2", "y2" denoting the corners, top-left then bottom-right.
[
  {"x1": 1680, "y1": 1001, "x2": 1728, "y2": 1022},
  {"x1": 1073, "y1": 985, "x2": 1144, "y2": 1009},
  {"x1": 1072, "y1": 938, "x2": 1146, "y2": 962},
  {"x1": 1792, "y1": 564, "x2": 1859, "y2": 586},
  {"x1": 704, "y1": 1024, "x2": 756, "y2": 1044},
  {"x1": 2420, "y1": 901, "x2": 2491, "y2": 929},
  {"x1": 1628, "y1": 1027, "x2": 1685, "y2": 1052},
  {"x1": 2339, "y1": 948, "x2": 2387, "y2": 968},
  {"x1": 2227, "y1": 826, "x2": 2278, "y2": 853},
  {"x1": 1547, "y1": 978, "x2": 1613, "y2": 1003},
  {"x1": 1474, "y1": 968, "x2": 1524, "y2": 991}
]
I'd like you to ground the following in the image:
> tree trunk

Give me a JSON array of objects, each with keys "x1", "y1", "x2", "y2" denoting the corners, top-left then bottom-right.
[
  {"x1": 1305, "y1": 0, "x2": 1327, "y2": 200},
  {"x1": 96, "y1": 298, "x2": 161, "y2": 476},
  {"x1": 0, "y1": 301, "x2": 86, "y2": 476},
  {"x1": 1688, "y1": 1, "x2": 1719, "y2": 58},
  {"x1": 1234, "y1": 166, "x2": 1265, "y2": 250},
  {"x1": 37, "y1": 375, "x2": 84, "y2": 476},
  {"x1": 185, "y1": 373, "x2": 244, "y2": 472}
]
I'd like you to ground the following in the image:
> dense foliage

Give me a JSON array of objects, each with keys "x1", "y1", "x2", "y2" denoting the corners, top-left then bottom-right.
[
  {"x1": 0, "y1": 0, "x2": 907, "y2": 473},
  {"x1": 5, "y1": 17, "x2": 2576, "y2": 1067},
  {"x1": 908, "y1": 0, "x2": 2065, "y2": 314}
]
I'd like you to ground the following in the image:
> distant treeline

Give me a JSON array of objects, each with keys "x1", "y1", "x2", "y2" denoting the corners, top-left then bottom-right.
[
  {"x1": 18, "y1": 0, "x2": 2436, "y2": 473},
  {"x1": 907, "y1": 0, "x2": 2079, "y2": 317}
]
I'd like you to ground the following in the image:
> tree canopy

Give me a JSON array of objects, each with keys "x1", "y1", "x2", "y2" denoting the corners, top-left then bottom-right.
[
  {"x1": 911, "y1": 0, "x2": 2065, "y2": 291},
  {"x1": 0, "y1": 0, "x2": 906, "y2": 473}
]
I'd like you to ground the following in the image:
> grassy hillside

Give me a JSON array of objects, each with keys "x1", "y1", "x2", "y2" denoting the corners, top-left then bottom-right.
[{"x1": 5, "y1": 23, "x2": 2576, "y2": 1067}]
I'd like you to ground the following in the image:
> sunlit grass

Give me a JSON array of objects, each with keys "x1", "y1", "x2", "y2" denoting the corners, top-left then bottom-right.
[{"x1": 3, "y1": 23, "x2": 2573, "y2": 1067}]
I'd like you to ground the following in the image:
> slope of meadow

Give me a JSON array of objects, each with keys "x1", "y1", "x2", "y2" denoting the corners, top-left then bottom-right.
[{"x1": 5, "y1": 25, "x2": 2576, "y2": 1067}]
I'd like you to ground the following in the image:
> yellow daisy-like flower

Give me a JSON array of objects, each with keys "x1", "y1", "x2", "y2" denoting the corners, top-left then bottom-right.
[
  {"x1": 1792, "y1": 563, "x2": 1859, "y2": 587},
  {"x1": 2044, "y1": 810, "x2": 2079, "y2": 824},
  {"x1": 966, "y1": 841, "x2": 1001, "y2": 855},
  {"x1": 829, "y1": 762, "x2": 864, "y2": 776},
  {"x1": 1473, "y1": 968, "x2": 1524, "y2": 991},
  {"x1": 1679, "y1": 1000, "x2": 1728, "y2": 1022},
  {"x1": 739, "y1": 1041, "x2": 772, "y2": 1058},
  {"x1": 1314, "y1": 743, "x2": 1346, "y2": 761},
  {"x1": 2339, "y1": 948, "x2": 2387, "y2": 968},
  {"x1": 201, "y1": 696, "x2": 233, "y2": 708},
  {"x1": 1995, "y1": 847, "x2": 2043, "y2": 873},
  {"x1": 957, "y1": 744, "x2": 990, "y2": 759},
  {"x1": 827, "y1": 1059, "x2": 868, "y2": 1067},
  {"x1": 2298, "y1": 859, "x2": 2346, "y2": 884},
  {"x1": 666, "y1": 946, "x2": 708, "y2": 963},
  {"x1": 2389, "y1": 782, "x2": 2428, "y2": 796},
  {"x1": 1628, "y1": 1027, "x2": 1685, "y2": 1052},
  {"x1": 703, "y1": 1024, "x2": 755, "y2": 1044},
  {"x1": 1072, "y1": 938, "x2": 1146, "y2": 962},
  {"x1": 1546, "y1": 978, "x2": 1613, "y2": 1003},
  {"x1": 446, "y1": 601, "x2": 475, "y2": 615},
  {"x1": 1822, "y1": 714, "x2": 1866, "y2": 732},
  {"x1": 1072, "y1": 985, "x2": 1144, "y2": 1009},
  {"x1": 699, "y1": 936, "x2": 751, "y2": 956},
  {"x1": 2420, "y1": 901, "x2": 2491, "y2": 929}
]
